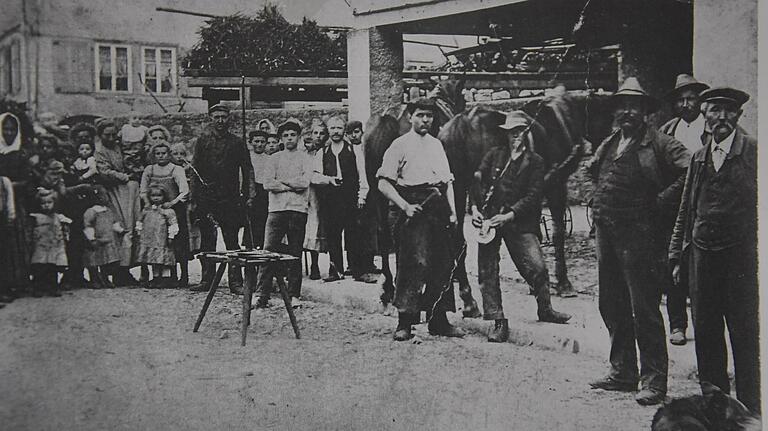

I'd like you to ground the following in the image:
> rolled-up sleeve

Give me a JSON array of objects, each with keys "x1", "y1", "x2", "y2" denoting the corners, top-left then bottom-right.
[
  {"x1": 432, "y1": 140, "x2": 454, "y2": 184},
  {"x1": 376, "y1": 142, "x2": 403, "y2": 182}
]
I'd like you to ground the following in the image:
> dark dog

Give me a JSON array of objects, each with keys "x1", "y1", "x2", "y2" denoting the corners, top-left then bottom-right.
[{"x1": 651, "y1": 385, "x2": 761, "y2": 431}]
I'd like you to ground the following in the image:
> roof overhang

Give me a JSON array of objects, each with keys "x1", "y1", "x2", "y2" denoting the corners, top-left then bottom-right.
[{"x1": 348, "y1": 0, "x2": 528, "y2": 29}]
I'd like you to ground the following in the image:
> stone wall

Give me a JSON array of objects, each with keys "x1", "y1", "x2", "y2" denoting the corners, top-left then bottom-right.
[
  {"x1": 114, "y1": 101, "x2": 603, "y2": 205},
  {"x1": 113, "y1": 106, "x2": 349, "y2": 148}
]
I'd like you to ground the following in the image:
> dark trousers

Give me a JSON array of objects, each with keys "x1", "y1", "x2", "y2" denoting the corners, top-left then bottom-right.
[
  {"x1": 323, "y1": 203, "x2": 354, "y2": 273},
  {"x1": 689, "y1": 243, "x2": 760, "y2": 413},
  {"x1": 347, "y1": 201, "x2": 377, "y2": 276},
  {"x1": 199, "y1": 217, "x2": 242, "y2": 287},
  {"x1": 256, "y1": 211, "x2": 307, "y2": 298},
  {"x1": 666, "y1": 269, "x2": 689, "y2": 331},
  {"x1": 478, "y1": 230, "x2": 551, "y2": 320},
  {"x1": 595, "y1": 219, "x2": 668, "y2": 393},
  {"x1": 388, "y1": 202, "x2": 455, "y2": 315},
  {"x1": 243, "y1": 192, "x2": 268, "y2": 250},
  {"x1": 62, "y1": 229, "x2": 85, "y2": 286}
]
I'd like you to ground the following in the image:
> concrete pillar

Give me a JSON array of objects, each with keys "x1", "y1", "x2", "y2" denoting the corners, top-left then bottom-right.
[
  {"x1": 347, "y1": 26, "x2": 404, "y2": 123},
  {"x1": 693, "y1": 0, "x2": 757, "y2": 134}
]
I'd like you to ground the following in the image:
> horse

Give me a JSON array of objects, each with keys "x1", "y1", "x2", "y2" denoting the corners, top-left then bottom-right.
[{"x1": 364, "y1": 79, "x2": 587, "y2": 316}]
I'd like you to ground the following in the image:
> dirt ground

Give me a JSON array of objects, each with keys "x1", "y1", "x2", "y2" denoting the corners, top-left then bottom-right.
[{"x1": 0, "y1": 214, "x2": 701, "y2": 430}]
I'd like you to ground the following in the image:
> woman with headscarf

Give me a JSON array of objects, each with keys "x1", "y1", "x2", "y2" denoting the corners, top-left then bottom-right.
[
  {"x1": 94, "y1": 119, "x2": 141, "y2": 286},
  {"x1": 0, "y1": 112, "x2": 33, "y2": 302}
]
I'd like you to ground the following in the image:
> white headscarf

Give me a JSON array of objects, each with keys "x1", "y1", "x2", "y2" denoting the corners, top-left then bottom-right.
[{"x1": 0, "y1": 112, "x2": 22, "y2": 155}]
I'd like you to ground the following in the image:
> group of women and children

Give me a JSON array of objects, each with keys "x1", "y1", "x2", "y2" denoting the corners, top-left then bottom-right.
[{"x1": 0, "y1": 108, "x2": 373, "y2": 307}]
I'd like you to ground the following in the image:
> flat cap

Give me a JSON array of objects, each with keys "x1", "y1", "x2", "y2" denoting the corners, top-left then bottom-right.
[
  {"x1": 277, "y1": 119, "x2": 302, "y2": 136},
  {"x1": 699, "y1": 87, "x2": 750, "y2": 107},
  {"x1": 208, "y1": 104, "x2": 230, "y2": 114}
]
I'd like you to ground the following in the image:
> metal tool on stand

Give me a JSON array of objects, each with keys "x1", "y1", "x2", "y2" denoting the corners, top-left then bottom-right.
[{"x1": 193, "y1": 250, "x2": 301, "y2": 345}]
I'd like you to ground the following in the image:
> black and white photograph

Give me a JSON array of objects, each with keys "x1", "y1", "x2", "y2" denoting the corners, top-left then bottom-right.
[{"x1": 0, "y1": 1, "x2": 763, "y2": 429}]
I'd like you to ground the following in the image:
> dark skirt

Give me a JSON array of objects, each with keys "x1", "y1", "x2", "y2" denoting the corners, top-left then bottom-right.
[{"x1": 0, "y1": 191, "x2": 30, "y2": 289}]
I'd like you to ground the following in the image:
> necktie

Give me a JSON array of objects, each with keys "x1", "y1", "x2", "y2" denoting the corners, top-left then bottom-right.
[{"x1": 712, "y1": 145, "x2": 726, "y2": 172}]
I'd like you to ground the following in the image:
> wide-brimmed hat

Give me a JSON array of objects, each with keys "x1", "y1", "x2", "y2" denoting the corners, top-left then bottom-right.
[
  {"x1": 499, "y1": 111, "x2": 530, "y2": 130},
  {"x1": 699, "y1": 87, "x2": 750, "y2": 108},
  {"x1": 612, "y1": 77, "x2": 660, "y2": 112},
  {"x1": 666, "y1": 74, "x2": 709, "y2": 100}
]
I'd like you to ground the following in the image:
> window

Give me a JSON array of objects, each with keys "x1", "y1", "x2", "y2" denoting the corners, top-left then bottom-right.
[
  {"x1": 95, "y1": 43, "x2": 131, "y2": 92},
  {"x1": 0, "y1": 40, "x2": 22, "y2": 96},
  {"x1": 142, "y1": 47, "x2": 176, "y2": 94}
]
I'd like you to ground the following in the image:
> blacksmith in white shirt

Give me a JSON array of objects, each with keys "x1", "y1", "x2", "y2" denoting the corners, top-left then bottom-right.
[{"x1": 377, "y1": 97, "x2": 462, "y2": 341}]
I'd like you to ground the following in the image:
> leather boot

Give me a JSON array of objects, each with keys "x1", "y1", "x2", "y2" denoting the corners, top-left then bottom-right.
[
  {"x1": 428, "y1": 312, "x2": 465, "y2": 337},
  {"x1": 488, "y1": 319, "x2": 509, "y2": 343},
  {"x1": 393, "y1": 313, "x2": 415, "y2": 341},
  {"x1": 535, "y1": 281, "x2": 571, "y2": 324}
]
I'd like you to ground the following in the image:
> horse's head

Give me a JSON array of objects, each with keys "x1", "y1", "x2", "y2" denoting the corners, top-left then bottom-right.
[{"x1": 363, "y1": 113, "x2": 402, "y2": 174}]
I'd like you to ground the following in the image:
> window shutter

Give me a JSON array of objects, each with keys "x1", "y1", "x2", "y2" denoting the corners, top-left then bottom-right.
[{"x1": 53, "y1": 40, "x2": 94, "y2": 93}]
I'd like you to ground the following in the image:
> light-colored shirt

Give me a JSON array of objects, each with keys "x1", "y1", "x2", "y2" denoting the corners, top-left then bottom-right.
[
  {"x1": 711, "y1": 129, "x2": 736, "y2": 172},
  {"x1": 249, "y1": 152, "x2": 270, "y2": 185},
  {"x1": 263, "y1": 149, "x2": 313, "y2": 213},
  {"x1": 673, "y1": 114, "x2": 706, "y2": 154},
  {"x1": 312, "y1": 140, "x2": 370, "y2": 200},
  {"x1": 376, "y1": 129, "x2": 454, "y2": 186}
]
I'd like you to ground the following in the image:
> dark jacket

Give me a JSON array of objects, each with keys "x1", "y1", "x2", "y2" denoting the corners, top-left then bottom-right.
[
  {"x1": 668, "y1": 128, "x2": 757, "y2": 263},
  {"x1": 472, "y1": 146, "x2": 544, "y2": 235},
  {"x1": 191, "y1": 127, "x2": 256, "y2": 202},
  {"x1": 586, "y1": 126, "x2": 691, "y2": 216}
]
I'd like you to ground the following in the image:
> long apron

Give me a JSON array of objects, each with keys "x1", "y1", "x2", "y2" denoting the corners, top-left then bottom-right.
[{"x1": 388, "y1": 184, "x2": 456, "y2": 315}]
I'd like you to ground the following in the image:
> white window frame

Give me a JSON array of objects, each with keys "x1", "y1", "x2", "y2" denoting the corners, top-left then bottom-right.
[
  {"x1": 140, "y1": 46, "x2": 177, "y2": 95},
  {"x1": 94, "y1": 43, "x2": 132, "y2": 93}
]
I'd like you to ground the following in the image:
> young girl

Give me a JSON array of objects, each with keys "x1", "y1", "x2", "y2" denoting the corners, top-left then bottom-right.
[
  {"x1": 73, "y1": 141, "x2": 98, "y2": 183},
  {"x1": 135, "y1": 185, "x2": 179, "y2": 287},
  {"x1": 140, "y1": 142, "x2": 189, "y2": 287},
  {"x1": 28, "y1": 188, "x2": 71, "y2": 297},
  {"x1": 82, "y1": 187, "x2": 123, "y2": 289}
]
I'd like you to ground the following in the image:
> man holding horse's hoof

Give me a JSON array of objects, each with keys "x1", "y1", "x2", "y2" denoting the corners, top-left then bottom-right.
[
  {"x1": 470, "y1": 111, "x2": 571, "y2": 343},
  {"x1": 586, "y1": 77, "x2": 690, "y2": 406},
  {"x1": 377, "y1": 98, "x2": 464, "y2": 342}
]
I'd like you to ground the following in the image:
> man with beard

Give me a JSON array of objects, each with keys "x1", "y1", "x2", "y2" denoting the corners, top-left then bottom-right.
[
  {"x1": 377, "y1": 98, "x2": 463, "y2": 341},
  {"x1": 659, "y1": 74, "x2": 709, "y2": 346},
  {"x1": 189, "y1": 105, "x2": 256, "y2": 294},
  {"x1": 586, "y1": 78, "x2": 690, "y2": 405},
  {"x1": 344, "y1": 120, "x2": 378, "y2": 282},
  {"x1": 669, "y1": 88, "x2": 759, "y2": 414},
  {"x1": 312, "y1": 116, "x2": 369, "y2": 282}
]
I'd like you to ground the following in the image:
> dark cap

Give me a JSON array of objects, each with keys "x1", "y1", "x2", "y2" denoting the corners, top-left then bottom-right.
[
  {"x1": 699, "y1": 87, "x2": 750, "y2": 107},
  {"x1": 277, "y1": 120, "x2": 302, "y2": 136},
  {"x1": 208, "y1": 104, "x2": 230, "y2": 115},
  {"x1": 406, "y1": 97, "x2": 437, "y2": 113}
]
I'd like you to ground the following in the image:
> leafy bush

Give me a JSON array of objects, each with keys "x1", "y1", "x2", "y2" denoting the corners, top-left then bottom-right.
[{"x1": 183, "y1": 5, "x2": 346, "y2": 75}]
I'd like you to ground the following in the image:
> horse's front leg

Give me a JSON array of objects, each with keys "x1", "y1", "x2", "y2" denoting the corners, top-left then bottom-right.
[{"x1": 548, "y1": 186, "x2": 577, "y2": 297}]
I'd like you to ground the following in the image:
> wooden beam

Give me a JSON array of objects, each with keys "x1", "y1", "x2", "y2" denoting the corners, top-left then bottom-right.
[{"x1": 187, "y1": 76, "x2": 348, "y2": 88}]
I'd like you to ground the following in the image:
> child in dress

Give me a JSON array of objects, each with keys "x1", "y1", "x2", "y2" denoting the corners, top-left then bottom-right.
[
  {"x1": 140, "y1": 142, "x2": 188, "y2": 287},
  {"x1": 135, "y1": 185, "x2": 179, "y2": 288},
  {"x1": 82, "y1": 186, "x2": 123, "y2": 289},
  {"x1": 28, "y1": 188, "x2": 71, "y2": 297},
  {"x1": 73, "y1": 140, "x2": 98, "y2": 183}
]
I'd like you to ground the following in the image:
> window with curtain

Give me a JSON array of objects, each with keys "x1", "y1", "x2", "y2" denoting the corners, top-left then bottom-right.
[
  {"x1": 142, "y1": 47, "x2": 176, "y2": 94},
  {"x1": 95, "y1": 43, "x2": 131, "y2": 92}
]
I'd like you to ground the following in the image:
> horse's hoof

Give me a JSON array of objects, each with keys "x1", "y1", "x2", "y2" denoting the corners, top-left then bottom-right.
[
  {"x1": 381, "y1": 303, "x2": 397, "y2": 316},
  {"x1": 462, "y1": 300, "x2": 481, "y2": 318},
  {"x1": 557, "y1": 281, "x2": 578, "y2": 298}
]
